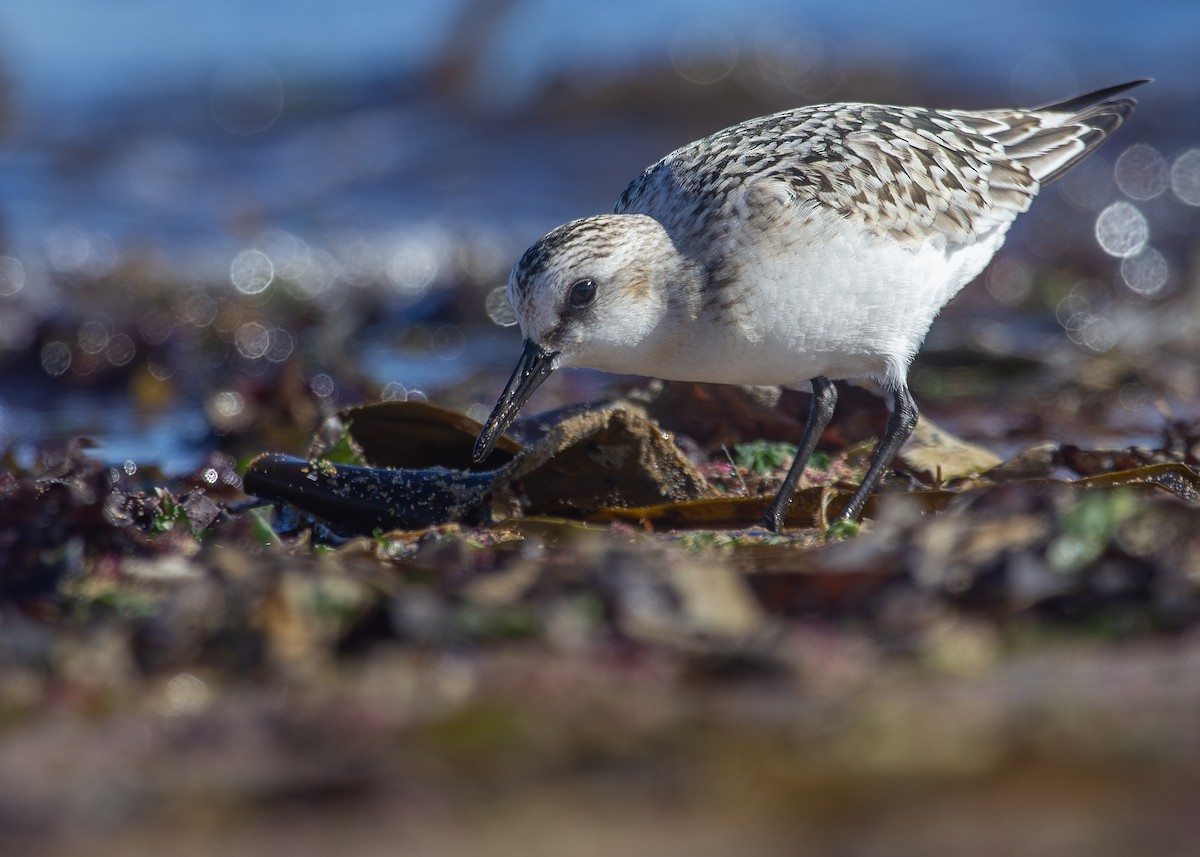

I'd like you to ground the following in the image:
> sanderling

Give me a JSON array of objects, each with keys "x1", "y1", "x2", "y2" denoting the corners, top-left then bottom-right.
[{"x1": 473, "y1": 80, "x2": 1148, "y2": 531}]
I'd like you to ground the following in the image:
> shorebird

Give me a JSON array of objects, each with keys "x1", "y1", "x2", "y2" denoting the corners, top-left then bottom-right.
[{"x1": 473, "y1": 80, "x2": 1147, "y2": 531}]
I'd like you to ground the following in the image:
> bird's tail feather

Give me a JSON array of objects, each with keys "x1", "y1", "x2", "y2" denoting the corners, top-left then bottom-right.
[{"x1": 1002, "y1": 79, "x2": 1150, "y2": 185}]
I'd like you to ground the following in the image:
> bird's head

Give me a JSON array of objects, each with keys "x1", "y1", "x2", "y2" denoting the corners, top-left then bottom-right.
[{"x1": 473, "y1": 213, "x2": 684, "y2": 463}]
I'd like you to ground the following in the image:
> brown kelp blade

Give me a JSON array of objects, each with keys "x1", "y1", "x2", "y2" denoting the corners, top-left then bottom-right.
[{"x1": 310, "y1": 400, "x2": 522, "y2": 471}]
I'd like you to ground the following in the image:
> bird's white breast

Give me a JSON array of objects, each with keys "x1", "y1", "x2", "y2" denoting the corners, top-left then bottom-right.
[{"x1": 650, "y1": 208, "x2": 1009, "y2": 389}]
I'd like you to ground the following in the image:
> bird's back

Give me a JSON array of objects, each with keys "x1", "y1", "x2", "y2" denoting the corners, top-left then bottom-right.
[{"x1": 615, "y1": 81, "x2": 1146, "y2": 258}]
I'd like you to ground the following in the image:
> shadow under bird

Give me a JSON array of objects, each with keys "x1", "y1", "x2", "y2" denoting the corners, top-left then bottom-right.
[{"x1": 474, "y1": 80, "x2": 1149, "y2": 531}]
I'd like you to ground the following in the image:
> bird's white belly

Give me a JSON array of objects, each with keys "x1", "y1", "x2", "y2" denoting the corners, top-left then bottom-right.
[{"x1": 668, "y1": 219, "x2": 1008, "y2": 389}]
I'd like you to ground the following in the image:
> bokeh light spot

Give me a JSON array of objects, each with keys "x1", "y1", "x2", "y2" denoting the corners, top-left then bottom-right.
[
  {"x1": 310, "y1": 373, "x2": 336, "y2": 399},
  {"x1": 78, "y1": 319, "x2": 110, "y2": 355},
  {"x1": 466, "y1": 403, "x2": 490, "y2": 424},
  {"x1": 670, "y1": 20, "x2": 739, "y2": 86},
  {"x1": 231, "y1": 249, "x2": 274, "y2": 295},
  {"x1": 45, "y1": 225, "x2": 93, "y2": 273},
  {"x1": 1094, "y1": 201, "x2": 1148, "y2": 258},
  {"x1": 177, "y1": 291, "x2": 218, "y2": 328},
  {"x1": 485, "y1": 285, "x2": 518, "y2": 327},
  {"x1": 1055, "y1": 281, "x2": 1095, "y2": 326},
  {"x1": 458, "y1": 234, "x2": 508, "y2": 285},
  {"x1": 213, "y1": 391, "x2": 245, "y2": 419},
  {"x1": 162, "y1": 673, "x2": 211, "y2": 716},
  {"x1": 386, "y1": 237, "x2": 440, "y2": 296},
  {"x1": 266, "y1": 328, "x2": 295, "y2": 363},
  {"x1": 752, "y1": 29, "x2": 830, "y2": 95},
  {"x1": 41, "y1": 341, "x2": 72, "y2": 377},
  {"x1": 1114, "y1": 144, "x2": 1168, "y2": 200},
  {"x1": 286, "y1": 248, "x2": 338, "y2": 301},
  {"x1": 0, "y1": 256, "x2": 26, "y2": 297},
  {"x1": 1119, "y1": 383, "x2": 1149, "y2": 411},
  {"x1": 257, "y1": 229, "x2": 309, "y2": 279},
  {"x1": 434, "y1": 325, "x2": 465, "y2": 361},
  {"x1": 105, "y1": 333, "x2": 136, "y2": 367},
  {"x1": 1120, "y1": 247, "x2": 1170, "y2": 297},
  {"x1": 334, "y1": 232, "x2": 385, "y2": 287},
  {"x1": 1169, "y1": 149, "x2": 1200, "y2": 206},
  {"x1": 234, "y1": 321, "x2": 271, "y2": 359},
  {"x1": 1079, "y1": 315, "x2": 1117, "y2": 353}
]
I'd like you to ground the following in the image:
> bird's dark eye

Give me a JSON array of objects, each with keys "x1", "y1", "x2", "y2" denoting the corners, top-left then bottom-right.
[{"x1": 567, "y1": 279, "x2": 596, "y2": 309}]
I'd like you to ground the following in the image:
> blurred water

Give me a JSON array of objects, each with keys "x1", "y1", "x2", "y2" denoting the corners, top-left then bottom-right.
[
  {"x1": 1, "y1": 0, "x2": 1193, "y2": 110},
  {"x1": 0, "y1": 0, "x2": 1195, "y2": 469},
  {"x1": 0, "y1": 0, "x2": 1190, "y2": 253},
  {"x1": 1, "y1": 391, "x2": 210, "y2": 474}
]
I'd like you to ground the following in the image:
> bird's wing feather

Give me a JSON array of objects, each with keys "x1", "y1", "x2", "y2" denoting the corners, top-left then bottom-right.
[{"x1": 616, "y1": 104, "x2": 1042, "y2": 253}]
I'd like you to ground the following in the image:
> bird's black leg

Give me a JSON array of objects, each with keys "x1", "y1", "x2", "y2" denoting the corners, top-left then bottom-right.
[
  {"x1": 759, "y1": 376, "x2": 837, "y2": 533},
  {"x1": 837, "y1": 384, "x2": 918, "y2": 522}
]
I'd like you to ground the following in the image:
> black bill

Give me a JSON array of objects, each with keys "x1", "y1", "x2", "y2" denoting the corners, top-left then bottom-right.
[{"x1": 472, "y1": 339, "x2": 557, "y2": 463}]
